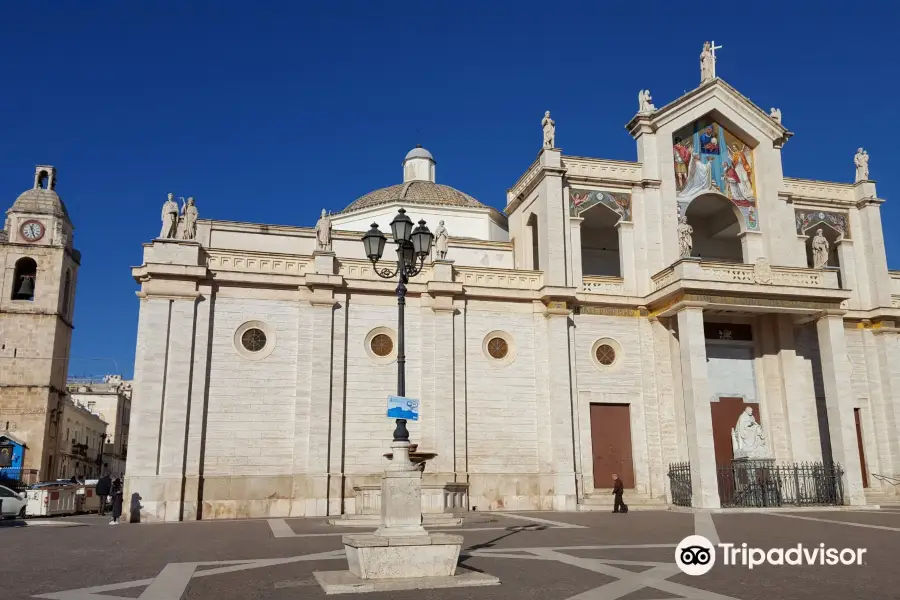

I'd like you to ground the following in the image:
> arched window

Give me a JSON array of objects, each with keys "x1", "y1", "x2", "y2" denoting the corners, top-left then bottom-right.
[
  {"x1": 62, "y1": 270, "x2": 71, "y2": 317},
  {"x1": 37, "y1": 170, "x2": 49, "y2": 189},
  {"x1": 683, "y1": 194, "x2": 744, "y2": 263},
  {"x1": 11, "y1": 257, "x2": 37, "y2": 301}
]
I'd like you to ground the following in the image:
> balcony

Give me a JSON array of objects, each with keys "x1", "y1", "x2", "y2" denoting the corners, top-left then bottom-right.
[
  {"x1": 581, "y1": 275, "x2": 626, "y2": 295},
  {"x1": 649, "y1": 258, "x2": 850, "y2": 310}
]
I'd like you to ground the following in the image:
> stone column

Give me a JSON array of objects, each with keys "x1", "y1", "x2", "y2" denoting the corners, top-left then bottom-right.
[
  {"x1": 739, "y1": 231, "x2": 765, "y2": 264},
  {"x1": 569, "y1": 217, "x2": 584, "y2": 291},
  {"x1": 815, "y1": 312, "x2": 866, "y2": 505},
  {"x1": 676, "y1": 305, "x2": 719, "y2": 508},
  {"x1": 835, "y1": 239, "x2": 858, "y2": 307},
  {"x1": 542, "y1": 300, "x2": 577, "y2": 510},
  {"x1": 775, "y1": 314, "x2": 813, "y2": 462},
  {"x1": 617, "y1": 221, "x2": 636, "y2": 295},
  {"x1": 536, "y1": 148, "x2": 569, "y2": 287}
]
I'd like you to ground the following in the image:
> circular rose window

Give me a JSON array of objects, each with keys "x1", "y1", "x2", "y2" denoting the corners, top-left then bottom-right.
[
  {"x1": 487, "y1": 337, "x2": 509, "y2": 360},
  {"x1": 371, "y1": 333, "x2": 394, "y2": 357},
  {"x1": 241, "y1": 328, "x2": 267, "y2": 353},
  {"x1": 595, "y1": 344, "x2": 616, "y2": 366}
]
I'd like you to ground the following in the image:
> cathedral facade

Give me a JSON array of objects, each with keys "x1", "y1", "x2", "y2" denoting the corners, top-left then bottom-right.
[{"x1": 126, "y1": 63, "x2": 900, "y2": 521}]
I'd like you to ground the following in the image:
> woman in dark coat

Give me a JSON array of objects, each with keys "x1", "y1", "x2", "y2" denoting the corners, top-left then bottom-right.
[{"x1": 109, "y1": 478, "x2": 123, "y2": 525}]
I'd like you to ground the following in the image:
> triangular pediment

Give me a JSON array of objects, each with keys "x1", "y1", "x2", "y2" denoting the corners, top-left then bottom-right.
[{"x1": 629, "y1": 78, "x2": 792, "y2": 148}]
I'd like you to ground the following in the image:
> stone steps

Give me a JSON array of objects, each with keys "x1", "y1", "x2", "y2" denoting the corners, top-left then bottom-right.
[
  {"x1": 327, "y1": 513, "x2": 464, "y2": 527},
  {"x1": 578, "y1": 492, "x2": 669, "y2": 512}
]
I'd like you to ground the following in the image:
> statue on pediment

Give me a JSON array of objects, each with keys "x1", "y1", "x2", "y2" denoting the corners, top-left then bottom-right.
[
  {"x1": 542, "y1": 111, "x2": 555, "y2": 149},
  {"x1": 180, "y1": 197, "x2": 198, "y2": 240},
  {"x1": 854, "y1": 148, "x2": 869, "y2": 182},
  {"x1": 638, "y1": 89, "x2": 655, "y2": 113},
  {"x1": 315, "y1": 208, "x2": 333, "y2": 252},
  {"x1": 769, "y1": 108, "x2": 782, "y2": 123},
  {"x1": 434, "y1": 220, "x2": 449, "y2": 260},
  {"x1": 160, "y1": 193, "x2": 179, "y2": 239}
]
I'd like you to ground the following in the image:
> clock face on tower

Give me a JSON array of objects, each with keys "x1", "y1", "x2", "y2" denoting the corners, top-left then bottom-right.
[{"x1": 20, "y1": 220, "x2": 45, "y2": 242}]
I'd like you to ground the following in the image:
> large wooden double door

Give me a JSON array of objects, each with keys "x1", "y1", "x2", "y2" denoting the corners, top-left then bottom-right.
[{"x1": 589, "y1": 403, "x2": 634, "y2": 489}]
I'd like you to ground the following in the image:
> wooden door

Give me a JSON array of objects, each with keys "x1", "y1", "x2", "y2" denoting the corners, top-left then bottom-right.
[
  {"x1": 710, "y1": 397, "x2": 760, "y2": 467},
  {"x1": 854, "y1": 408, "x2": 869, "y2": 488},
  {"x1": 590, "y1": 404, "x2": 634, "y2": 489}
]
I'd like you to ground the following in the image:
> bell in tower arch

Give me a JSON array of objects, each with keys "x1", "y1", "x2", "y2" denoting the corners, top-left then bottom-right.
[{"x1": 15, "y1": 275, "x2": 35, "y2": 301}]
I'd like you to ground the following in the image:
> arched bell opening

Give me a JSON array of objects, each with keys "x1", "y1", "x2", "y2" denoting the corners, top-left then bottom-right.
[
  {"x1": 12, "y1": 257, "x2": 37, "y2": 301},
  {"x1": 683, "y1": 193, "x2": 744, "y2": 263},
  {"x1": 580, "y1": 202, "x2": 622, "y2": 277}
]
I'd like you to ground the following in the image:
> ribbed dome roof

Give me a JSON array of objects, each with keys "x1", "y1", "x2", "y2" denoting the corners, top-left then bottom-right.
[
  {"x1": 342, "y1": 180, "x2": 486, "y2": 214},
  {"x1": 9, "y1": 188, "x2": 70, "y2": 221}
]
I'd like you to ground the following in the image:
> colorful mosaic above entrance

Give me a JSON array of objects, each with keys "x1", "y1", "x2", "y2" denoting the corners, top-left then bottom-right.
[
  {"x1": 795, "y1": 209, "x2": 849, "y2": 238},
  {"x1": 569, "y1": 189, "x2": 632, "y2": 221},
  {"x1": 672, "y1": 118, "x2": 759, "y2": 231}
]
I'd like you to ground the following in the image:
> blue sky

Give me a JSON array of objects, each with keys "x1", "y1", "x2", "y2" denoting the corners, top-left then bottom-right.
[{"x1": 1, "y1": 2, "x2": 897, "y2": 379}]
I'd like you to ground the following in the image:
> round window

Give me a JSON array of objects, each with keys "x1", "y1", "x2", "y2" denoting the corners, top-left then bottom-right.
[
  {"x1": 595, "y1": 344, "x2": 616, "y2": 366},
  {"x1": 241, "y1": 328, "x2": 267, "y2": 353},
  {"x1": 487, "y1": 337, "x2": 509, "y2": 360},
  {"x1": 371, "y1": 333, "x2": 394, "y2": 357}
]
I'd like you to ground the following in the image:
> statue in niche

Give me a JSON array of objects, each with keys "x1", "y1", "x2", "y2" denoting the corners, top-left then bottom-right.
[
  {"x1": 180, "y1": 197, "x2": 198, "y2": 240},
  {"x1": 854, "y1": 148, "x2": 869, "y2": 182},
  {"x1": 731, "y1": 406, "x2": 769, "y2": 460},
  {"x1": 434, "y1": 220, "x2": 449, "y2": 260},
  {"x1": 159, "y1": 193, "x2": 179, "y2": 239},
  {"x1": 677, "y1": 215, "x2": 693, "y2": 258},
  {"x1": 811, "y1": 228, "x2": 829, "y2": 269},
  {"x1": 315, "y1": 208, "x2": 333, "y2": 252},
  {"x1": 769, "y1": 107, "x2": 782, "y2": 123},
  {"x1": 638, "y1": 89, "x2": 655, "y2": 113},
  {"x1": 542, "y1": 110, "x2": 555, "y2": 149}
]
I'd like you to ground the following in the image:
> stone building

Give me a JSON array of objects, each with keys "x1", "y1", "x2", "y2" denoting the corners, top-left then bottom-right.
[
  {"x1": 127, "y1": 47, "x2": 900, "y2": 521},
  {"x1": 68, "y1": 375, "x2": 132, "y2": 477},
  {"x1": 55, "y1": 395, "x2": 108, "y2": 480},
  {"x1": 0, "y1": 166, "x2": 79, "y2": 482}
]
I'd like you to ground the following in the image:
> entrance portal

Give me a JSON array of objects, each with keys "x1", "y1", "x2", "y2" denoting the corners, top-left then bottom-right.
[{"x1": 589, "y1": 404, "x2": 634, "y2": 489}]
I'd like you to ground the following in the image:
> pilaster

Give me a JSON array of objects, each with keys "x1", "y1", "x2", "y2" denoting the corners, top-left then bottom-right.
[
  {"x1": 569, "y1": 217, "x2": 584, "y2": 292},
  {"x1": 757, "y1": 316, "x2": 790, "y2": 461},
  {"x1": 617, "y1": 221, "x2": 637, "y2": 295},
  {"x1": 856, "y1": 197, "x2": 891, "y2": 308},
  {"x1": 638, "y1": 311, "x2": 665, "y2": 498},
  {"x1": 869, "y1": 326, "x2": 900, "y2": 477},
  {"x1": 775, "y1": 315, "x2": 813, "y2": 461},
  {"x1": 183, "y1": 285, "x2": 213, "y2": 520},
  {"x1": 542, "y1": 301, "x2": 577, "y2": 510},
  {"x1": 835, "y1": 239, "x2": 859, "y2": 308},
  {"x1": 739, "y1": 230, "x2": 765, "y2": 264},
  {"x1": 815, "y1": 313, "x2": 866, "y2": 505},
  {"x1": 536, "y1": 148, "x2": 568, "y2": 287},
  {"x1": 676, "y1": 305, "x2": 719, "y2": 508}
]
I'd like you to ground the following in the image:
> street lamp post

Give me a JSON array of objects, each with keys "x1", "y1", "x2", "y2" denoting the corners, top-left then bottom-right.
[
  {"x1": 362, "y1": 208, "x2": 434, "y2": 443},
  {"x1": 97, "y1": 433, "x2": 107, "y2": 477}
]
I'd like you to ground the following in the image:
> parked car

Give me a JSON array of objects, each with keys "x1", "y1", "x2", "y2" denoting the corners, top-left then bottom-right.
[{"x1": 0, "y1": 484, "x2": 27, "y2": 519}]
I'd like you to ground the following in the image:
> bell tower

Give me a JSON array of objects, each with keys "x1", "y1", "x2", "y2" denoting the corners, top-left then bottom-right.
[{"x1": 0, "y1": 165, "x2": 79, "y2": 480}]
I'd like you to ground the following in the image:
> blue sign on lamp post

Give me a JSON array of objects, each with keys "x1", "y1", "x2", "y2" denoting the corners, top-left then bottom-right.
[{"x1": 387, "y1": 396, "x2": 420, "y2": 421}]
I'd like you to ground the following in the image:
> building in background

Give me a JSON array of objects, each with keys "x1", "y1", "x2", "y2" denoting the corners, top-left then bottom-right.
[
  {"x1": 68, "y1": 375, "x2": 132, "y2": 477},
  {"x1": 0, "y1": 166, "x2": 79, "y2": 483},
  {"x1": 55, "y1": 395, "x2": 107, "y2": 480}
]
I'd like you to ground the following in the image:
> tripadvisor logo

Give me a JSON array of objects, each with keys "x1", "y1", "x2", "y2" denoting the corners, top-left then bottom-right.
[{"x1": 675, "y1": 536, "x2": 867, "y2": 575}]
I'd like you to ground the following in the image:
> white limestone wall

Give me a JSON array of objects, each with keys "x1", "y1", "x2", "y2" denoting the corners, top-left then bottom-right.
[
  {"x1": 464, "y1": 302, "x2": 540, "y2": 509},
  {"x1": 343, "y1": 298, "x2": 423, "y2": 475},
  {"x1": 794, "y1": 324, "x2": 829, "y2": 461},
  {"x1": 572, "y1": 313, "x2": 648, "y2": 493},
  {"x1": 203, "y1": 297, "x2": 300, "y2": 477},
  {"x1": 705, "y1": 342, "x2": 757, "y2": 402}
]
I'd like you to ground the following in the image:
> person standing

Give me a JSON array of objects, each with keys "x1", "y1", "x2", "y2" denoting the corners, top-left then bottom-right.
[
  {"x1": 612, "y1": 474, "x2": 628, "y2": 514},
  {"x1": 96, "y1": 473, "x2": 111, "y2": 516},
  {"x1": 109, "y1": 478, "x2": 123, "y2": 525}
]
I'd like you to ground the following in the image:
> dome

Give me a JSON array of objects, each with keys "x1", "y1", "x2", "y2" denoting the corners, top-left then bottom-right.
[
  {"x1": 10, "y1": 188, "x2": 70, "y2": 221},
  {"x1": 342, "y1": 180, "x2": 486, "y2": 214},
  {"x1": 404, "y1": 145, "x2": 434, "y2": 161}
]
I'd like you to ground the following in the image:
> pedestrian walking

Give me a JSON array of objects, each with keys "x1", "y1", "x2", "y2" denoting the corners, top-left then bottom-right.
[
  {"x1": 96, "y1": 473, "x2": 111, "y2": 516},
  {"x1": 109, "y1": 478, "x2": 123, "y2": 525},
  {"x1": 612, "y1": 474, "x2": 628, "y2": 514}
]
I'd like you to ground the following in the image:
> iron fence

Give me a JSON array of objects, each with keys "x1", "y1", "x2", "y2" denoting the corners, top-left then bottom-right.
[{"x1": 667, "y1": 461, "x2": 844, "y2": 508}]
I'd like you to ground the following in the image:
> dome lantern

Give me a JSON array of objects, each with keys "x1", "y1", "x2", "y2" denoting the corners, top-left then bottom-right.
[{"x1": 403, "y1": 145, "x2": 436, "y2": 183}]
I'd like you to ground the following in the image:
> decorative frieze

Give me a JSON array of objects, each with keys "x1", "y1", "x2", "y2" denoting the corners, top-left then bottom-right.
[
  {"x1": 206, "y1": 250, "x2": 308, "y2": 275},
  {"x1": 569, "y1": 188, "x2": 632, "y2": 221},
  {"x1": 782, "y1": 178, "x2": 855, "y2": 203},
  {"x1": 457, "y1": 267, "x2": 542, "y2": 290},
  {"x1": 562, "y1": 157, "x2": 642, "y2": 182}
]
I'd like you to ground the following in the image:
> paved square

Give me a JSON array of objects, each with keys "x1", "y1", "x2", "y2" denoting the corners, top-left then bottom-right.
[{"x1": 2, "y1": 509, "x2": 898, "y2": 599}]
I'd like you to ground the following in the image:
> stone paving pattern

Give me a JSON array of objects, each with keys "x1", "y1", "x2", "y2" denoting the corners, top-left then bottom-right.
[{"x1": 2, "y1": 509, "x2": 899, "y2": 599}]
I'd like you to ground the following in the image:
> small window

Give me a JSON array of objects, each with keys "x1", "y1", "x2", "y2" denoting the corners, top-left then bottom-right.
[
  {"x1": 370, "y1": 334, "x2": 394, "y2": 357},
  {"x1": 241, "y1": 328, "x2": 267, "y2": 352},
  {"x1": 595, "y1": 344, "x2": 616, "y2": 365},
  {"x1": 487, "y1": 337, "x2": 509, "y2": 360}
]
